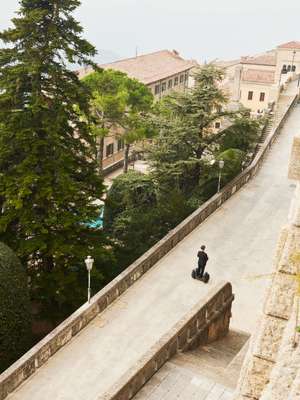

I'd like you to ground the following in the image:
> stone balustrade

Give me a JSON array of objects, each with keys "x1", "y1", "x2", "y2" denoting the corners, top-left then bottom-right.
[{"x1": 0, "y1": 94, "x2": 297, "y2": 400}]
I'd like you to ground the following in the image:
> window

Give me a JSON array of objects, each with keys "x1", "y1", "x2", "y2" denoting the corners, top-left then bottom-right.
[
  {"x1": 292, "y1": 65, "x2": 296, "y2": 72},
  {"x1": 259, "y1": 92, "x2": 265, "y2": 102},
  {"x1": 106, "y1": 143, "x2": 114, "y2": 157},
  {"x1": 174, "y1": 76, "x2": 179, "y2": 86},
  {"x1": 161, "y1": 82, "x2": 166, "y2": 92},
  {"x1": 215, "y1": 122, "x2": 221, "y2": 129},
  {"x1": 180, "y1": 75, "x2": 184, "y2": 83},
  {"x1": 154, "y1": 84, "x2": 160, "y2": 95},
  {"x1": 117, "y1": 139, "x2": 124, "y2": 152},
  {"x1": 185, "y1": 73, "x2": 189, "y2": 82},
  {"x1": 248, "y1": 91, "x2": 253, "y2": 100},
  {"x1": 168, "y1": 79, "x2": 173, "y2": 89}
]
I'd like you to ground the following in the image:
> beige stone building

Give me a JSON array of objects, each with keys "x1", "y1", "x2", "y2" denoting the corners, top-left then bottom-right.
[
  {"x1": 275, "y1": 41, "x2": 300, "y2": 85},
  {"x1": 222, "y1": 41, "x2": 300, "y2": 116},
  {"x1": 78, "y1": 50, "x2": 196, "y2": 170},
  {"x1": 228, "y1": 52, "x2": 277, "y2": 115}
]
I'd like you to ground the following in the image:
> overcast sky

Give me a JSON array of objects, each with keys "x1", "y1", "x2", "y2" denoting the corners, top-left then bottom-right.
[{"x1": 1, "y1": 1, "x2": 300, "y2": 64}]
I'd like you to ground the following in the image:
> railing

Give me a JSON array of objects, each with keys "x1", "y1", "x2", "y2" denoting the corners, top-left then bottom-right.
[{"x1": 0, "y1": 93, "x2": 297, "y2": 400}]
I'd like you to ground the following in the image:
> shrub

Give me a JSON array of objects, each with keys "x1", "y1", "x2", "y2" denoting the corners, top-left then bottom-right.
[{"x1": 0, "y1": 242, "x2": 31, "y2": 372}]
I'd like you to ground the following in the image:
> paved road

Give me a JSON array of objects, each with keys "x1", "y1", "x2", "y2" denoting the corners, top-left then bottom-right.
[{"x1": 7, "y1": 92, "x2": 300, "y2": 400}]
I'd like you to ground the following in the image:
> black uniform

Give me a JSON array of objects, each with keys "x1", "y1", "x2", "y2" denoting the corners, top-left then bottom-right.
[{"x1": 197, "y1": 250, "x2": 208, "y2": 278}]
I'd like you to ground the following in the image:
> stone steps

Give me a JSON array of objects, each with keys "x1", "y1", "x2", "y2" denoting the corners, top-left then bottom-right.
[
  {"x1": 171, "y1": 330, "x2": 250, "y2": 389},
  {"x1": 133, "y1": 330, "x2": 250, "y2": 400}
]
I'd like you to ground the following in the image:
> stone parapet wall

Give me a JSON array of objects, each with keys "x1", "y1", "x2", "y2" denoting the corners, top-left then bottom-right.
[
  {"x1": 233, "y1": 136, "x2": 300, "y2": 399},
  {"x1": 0, "y1": 94, "x2": 297, "y2": 400},
  {"x1": 234, "y1": 226, "x2": 300, "y2": 400},
  {"x1": 100, "y1": 282, "x2": 234, "y2": 400}
]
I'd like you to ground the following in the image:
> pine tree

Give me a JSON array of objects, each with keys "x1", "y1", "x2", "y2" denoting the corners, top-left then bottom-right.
[
  {"x1": 0, "y1": 0, "x2": 105, "y2": 273},
  {"x1": 147, "y1": 65, "x2": 261, "y2": 197}
]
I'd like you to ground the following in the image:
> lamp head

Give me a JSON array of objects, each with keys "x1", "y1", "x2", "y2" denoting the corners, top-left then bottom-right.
[
  {"x1": 219, "y1": 159, "x2": 225, "y2": 169},
  {"x1": 85, "y1": 255, "x2": 94, "y2": 271}
]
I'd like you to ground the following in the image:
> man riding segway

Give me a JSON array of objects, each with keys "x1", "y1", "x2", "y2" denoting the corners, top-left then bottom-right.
[{"x1": 192, "y1": 245, "x2": 210, "y2": 283}]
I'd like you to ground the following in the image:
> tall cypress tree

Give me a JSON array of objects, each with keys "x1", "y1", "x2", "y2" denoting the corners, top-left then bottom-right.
[{"x1": 0, "y1": 1, "x2": 104, "y2": 272}]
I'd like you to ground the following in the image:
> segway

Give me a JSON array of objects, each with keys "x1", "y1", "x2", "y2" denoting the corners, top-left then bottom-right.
[{"x1": 191, "y1": 269, "x2": 210, "y2": 283}]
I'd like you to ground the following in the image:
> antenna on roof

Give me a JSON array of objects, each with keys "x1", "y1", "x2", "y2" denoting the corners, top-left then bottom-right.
[{"x1": 135, "y1": 46, "x2": 138, "y2": 58}]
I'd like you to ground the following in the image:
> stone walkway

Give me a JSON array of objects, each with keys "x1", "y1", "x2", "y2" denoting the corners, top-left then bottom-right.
[
  {"x1": 133, "y1": 330, "x2": 249, "y2": 400},
  {"x1": 6, "y1": 84, "x2": 300, "y2": 400}
]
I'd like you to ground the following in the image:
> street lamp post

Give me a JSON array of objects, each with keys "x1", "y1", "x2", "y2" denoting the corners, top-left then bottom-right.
[
  {"x1": 218, "y1": 159, "x2": 225, "y2": 192},
  {"x1": 85, "y1": 255, "x2": 94, "y2": 303}
]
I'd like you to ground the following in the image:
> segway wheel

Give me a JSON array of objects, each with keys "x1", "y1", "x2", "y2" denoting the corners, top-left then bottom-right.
[
  {"x1": 191, "y1": 269, "x2": 197, "y2": 279},
  {"x1": 203, "y1": 272, "x2": 210, "y2": 283}
]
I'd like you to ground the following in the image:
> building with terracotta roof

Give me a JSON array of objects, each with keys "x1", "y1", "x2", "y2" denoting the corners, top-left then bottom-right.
[
  {"x1": 275, "y1": 41, "x2": 300, "y2": 84},
  {"x1": 242, "y1": 69, "x2": 275, "y2": 85},
  {"x1": 78, "y1": 50, "x2": 196, "y2": 100},
  {"x1": 78, "y1": 50, "x2": 197, "y2": 170},
  {"x1": 215, "y1": 53, "x2": 276, "y2": 114},
  {"x1": 241, "y1": 53, "x2": 276, "y2": 68},
  {"x1": 278, "y1": 41, "x2": 300, "y2": 50},
  {"x1": 223, "y1": 42, "x2": 300, "y2": 115},
  {"x1": 227, "y1": 52, "x2": 277, "y2": 114},
  {"x1": 101, "y1": 50, "x2": 195, "y2": 88},
  {"x1": 237, "y1": 67, "x2": 277, "y2": 113}
]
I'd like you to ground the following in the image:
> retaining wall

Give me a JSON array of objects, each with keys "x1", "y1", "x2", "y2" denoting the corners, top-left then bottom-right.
[
  {"x1": 0, "y1": 94, "x2": 297, "y2": 400},
  {"x1": 101, "y1": 281, "x2": 233, "y2": 400}
]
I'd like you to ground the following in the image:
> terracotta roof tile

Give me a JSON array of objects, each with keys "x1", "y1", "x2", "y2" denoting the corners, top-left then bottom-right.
[
  {"x1": 242, "y1": 69, "x2": 275, "y2": 84},
  {"x1": 278, "y1": 41, "x2": 300, "y2": 50},
  {"x1": 214, "y1": 59, "x2": 240, "y2": 68},
  {"x1": 241, "y1": 54, "x2": 276, "y2": 66},
  {"x1": 100, "y1": 50, "x2": 196, "y2": 85}
]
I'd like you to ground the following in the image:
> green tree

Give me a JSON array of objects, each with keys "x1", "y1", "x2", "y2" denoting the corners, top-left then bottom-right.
[
  {"x1": 82, "y1": 69, "x2": 129, "y2": 172},
  {"x1": 119, "y1": 78, "x2": 154, "y2": 173},
  {"x1": 104, "y1": 171, "x2": 157, "y2": 267},
  {"x1": 198, "y1": 149, "x2": 245, "y2": 200},
  {"x1": 83, "y1": 69, "x2": 154, "y2": 174},
  {"x1": 148, "y1": 65, "x2": 261, "y2": 199},
  {"x1": 147, "y1": 65, "x2": 229, "y2": 194},
  {"x1": 104, "y1": 171, "x2": 193, "y2": 269},
  {"x1": 219, "y1": 114, "x2": 265, "y2": 154},
  {"x1": 0, "y1": 242, "x2": 31, "y2": 372},
  {"x1": 0, "y1": 1, "x2": 109, "y2": 313}
]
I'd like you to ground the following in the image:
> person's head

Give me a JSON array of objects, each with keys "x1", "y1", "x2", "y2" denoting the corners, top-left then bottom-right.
[{"x1": 201, "y1": 245, "x2": 206, "y2": 251}]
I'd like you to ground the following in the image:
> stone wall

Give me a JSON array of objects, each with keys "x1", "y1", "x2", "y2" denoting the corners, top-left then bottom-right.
[
  {"x1": 233, "y1": 137, "x2": 300, "y2": 400},
  {"x1": 100, "y1": 282, "x2": 234, "y2": 400},
  {"x1": 233, "y1": 225, "x2": 298, "y2": 400},
  {"x1": 0, "y1": 94, "x2": 297, "y2": 400}
]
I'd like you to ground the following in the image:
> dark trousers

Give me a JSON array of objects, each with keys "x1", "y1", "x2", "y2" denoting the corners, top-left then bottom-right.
[{"x1": 197, "y1": 264, "x2": 205, "y2": 278}]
